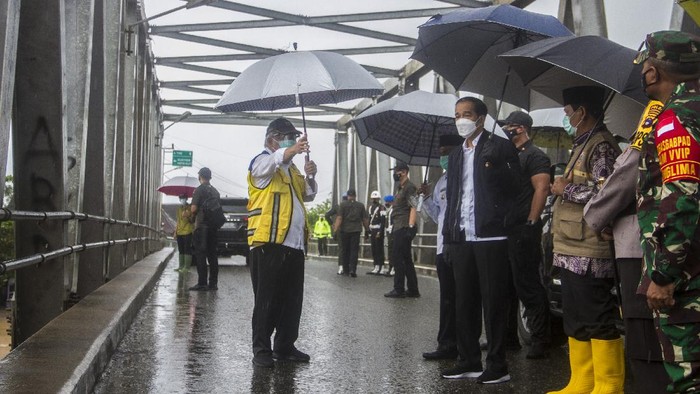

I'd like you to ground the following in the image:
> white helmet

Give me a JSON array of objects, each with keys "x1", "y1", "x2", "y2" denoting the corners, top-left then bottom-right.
[{"x1": 370, "y1": 190, "x2": 381, "y2": 199}]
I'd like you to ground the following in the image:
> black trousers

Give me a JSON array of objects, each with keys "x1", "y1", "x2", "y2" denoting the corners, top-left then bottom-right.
[
  {"x1": 391, "y1": 227, "x2": 418, "y2": 293},
  {"x1": 370, "y1": 231, "x2": 385, "y2": 267},
  {"x1": 560, "y1": 268, "x2": 619, "y2": 341},
  {"x1": 618, "y1": 258, "x2": 669, "y2": 394},
  {"x1": 436, "y1": 253, "x2": 457, "y2": 350},
  {"x1": 176, "y1": 233, "x2": 193, "y2": 255},
  {"x1": 193, "y1": 227, "x2": 218, "y2": 286},
  {"x1": 249, "y1": 243, "x2": 305, "y2": 357},
  {"x1": 317, "y1": 237, "x2": 328, "y2": 256},
  {"x1": 507, "y1": 223, "x2": 550, "y2": 345},
  {"x1": 446, "y1": 239, "x2": 510, "y2": 374},
  {"x1": 339, "y1": 231, "x2": 360, "y2": 274}
]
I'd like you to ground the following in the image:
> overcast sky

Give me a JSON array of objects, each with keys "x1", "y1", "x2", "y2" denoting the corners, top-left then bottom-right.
[{"x1": 144, "y1": 0, "x2": 676, "y2": 206}]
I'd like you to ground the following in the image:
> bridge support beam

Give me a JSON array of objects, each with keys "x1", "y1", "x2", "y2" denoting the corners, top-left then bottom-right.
[{"x1": 13, "y1": 0, "x2": 67, "y2": 344}]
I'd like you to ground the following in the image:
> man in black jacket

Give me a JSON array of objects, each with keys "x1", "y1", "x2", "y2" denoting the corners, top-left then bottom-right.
[{"x1": 441, "y1": 97, "x2": 520, "y2": 384}]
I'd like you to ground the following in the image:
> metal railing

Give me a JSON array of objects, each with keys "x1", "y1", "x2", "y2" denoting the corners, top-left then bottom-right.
[{"x1": 0, "y1": 208, "x2": 163, "y2": 274}]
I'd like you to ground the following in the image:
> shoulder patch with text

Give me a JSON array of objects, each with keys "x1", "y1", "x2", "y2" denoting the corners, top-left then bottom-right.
[
  {"x1": 656, "y1": 109, "x2": 700, "y2": 184},
  {"x1": 630, "y1": 100, "x2": 664, "y2": 151}
]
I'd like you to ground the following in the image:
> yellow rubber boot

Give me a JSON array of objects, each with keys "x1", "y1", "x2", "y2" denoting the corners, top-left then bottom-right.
[
  {"x1": 547, "y1": 337, "x2": 594, "y2": 394},
  {"x1": 590, "y1": 338, "x2": 625, "y2": 394}
]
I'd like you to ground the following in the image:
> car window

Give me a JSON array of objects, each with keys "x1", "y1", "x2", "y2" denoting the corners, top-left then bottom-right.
[{"x1": 220, "y1": 198, "x2": 248, "y2": 214}]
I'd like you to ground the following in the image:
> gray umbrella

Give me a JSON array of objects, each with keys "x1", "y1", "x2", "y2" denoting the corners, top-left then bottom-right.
[
  {"x1": 351, "y1": 90, "x2": 458, "y2": 168},
  {"x1": 215, "y1": 50, "x2": 384, "y2": 164},
  {"x1": 215, "y1": 51, "x2": 384, "y2": 112},
  {"x1": 499, "y1": 35, "x2": 647, "y2": 138}
]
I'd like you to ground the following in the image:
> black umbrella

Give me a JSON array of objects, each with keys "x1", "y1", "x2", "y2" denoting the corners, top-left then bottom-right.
[
  {"x1": 411, "y1": 4, "x2": 573, "y2": 110},
  {"x1": 351, "y1": 90, "x2": 458, "y2": 168},
  {"x1": 499, "y1": 35, "x2": 647, "y2": 138}
]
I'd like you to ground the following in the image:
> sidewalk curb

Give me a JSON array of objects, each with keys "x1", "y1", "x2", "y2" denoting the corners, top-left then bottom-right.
[{"x1": 0, "y1": 247, "x2": 175, "y2": 394}]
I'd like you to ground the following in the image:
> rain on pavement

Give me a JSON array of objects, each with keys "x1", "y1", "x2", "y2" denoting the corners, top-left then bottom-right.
[{"x1": 94, "y1": 254, "x2": 634, "y2": 393}]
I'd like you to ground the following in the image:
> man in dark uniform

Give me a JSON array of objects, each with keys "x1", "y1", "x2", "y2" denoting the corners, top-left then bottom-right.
[
  {"x1": 189, "y1": 167, "x2": 221, "y2": 291},
  {"x1": 367, "y1": 190, "x2": 386, "y2": 275},
  {"x1": 635, "y1": 30, "x2": 700, "y2": 393},
  {"x1": 585, "y1": 99, "x2": 670, "y2": 394},
  {"x1": 498, "y1": 111, "x2": 552, "y2": 360},
  {"x1": 333, "y1": 189, "x2": 369, "y2": 277},
  {"x1": 384, "y1": 161, "x2": 419, "y2": 298}
]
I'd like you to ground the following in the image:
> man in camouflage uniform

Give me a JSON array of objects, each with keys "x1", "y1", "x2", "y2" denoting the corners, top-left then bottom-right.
[{"x1": 635, "y1": 30, "x2": 700, "y2": 393}]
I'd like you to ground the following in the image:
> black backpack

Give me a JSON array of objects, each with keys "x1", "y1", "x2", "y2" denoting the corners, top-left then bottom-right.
[{"x1": 202, "y1": 186, "x2": 226, "y2": 229}]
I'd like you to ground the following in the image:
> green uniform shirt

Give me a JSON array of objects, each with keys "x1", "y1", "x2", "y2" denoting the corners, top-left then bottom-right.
[{"x1": 638, "y1": 81, "x2": 700, "y2": 293}]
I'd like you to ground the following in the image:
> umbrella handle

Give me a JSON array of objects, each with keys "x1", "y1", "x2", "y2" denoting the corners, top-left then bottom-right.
[{"x1": 299, "y1": 93, "x2": 314, "y2": 180}]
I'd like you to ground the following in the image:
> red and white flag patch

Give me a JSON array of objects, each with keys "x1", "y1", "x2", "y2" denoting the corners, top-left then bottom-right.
[{"x1": 655, "y1": 109, "x2": 700, "y2": 184}]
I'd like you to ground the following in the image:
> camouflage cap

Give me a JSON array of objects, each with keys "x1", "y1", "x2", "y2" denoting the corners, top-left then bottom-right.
[{"x1": 634, "y1": 30, "x2": 700, "y2": 64}]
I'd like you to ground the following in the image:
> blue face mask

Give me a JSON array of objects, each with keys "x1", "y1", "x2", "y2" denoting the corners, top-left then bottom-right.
[
  {"x1": 439, "y1": 155, "x2": 449, "y2": 171},
  {"x1": 278, "y1": 139, "x2": 295, "y2": 149},
  {"x1": 562, "y1": 109, "x2": 582, "y2": 137}
]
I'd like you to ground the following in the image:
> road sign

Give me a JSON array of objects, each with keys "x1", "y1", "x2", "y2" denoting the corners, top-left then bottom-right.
[{"x1": 172, "y1": 150, "x2": 193, "y2": 167}]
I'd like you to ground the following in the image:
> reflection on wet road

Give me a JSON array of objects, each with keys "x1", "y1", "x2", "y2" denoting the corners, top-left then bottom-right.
[{"x1": 94, "y1": 255, "x2": 634, "y2": 393}]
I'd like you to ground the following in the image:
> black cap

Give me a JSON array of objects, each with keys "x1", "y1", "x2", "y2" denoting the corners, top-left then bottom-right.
[
  {"x1": 497, "y1": 111, "x2": 533, "y2": 128},
  {"x1": 562, "y1": 86, "x2": 605, "y2": 108},
  {"x1": 346, "y1": 189, "x2": 356, "y2": 197},
  {"x1": 198, "y1": 167, "x2": 212, "y2": 179},
  {"x1": 266, "y1": 117, "x2": 301, "y2": 136},
  {"x1": 390, "y1": 161, "x2": 409, "y2": 171},
  {"x1": 439, "y1": 134, "x2": 465, "y2": 147}
]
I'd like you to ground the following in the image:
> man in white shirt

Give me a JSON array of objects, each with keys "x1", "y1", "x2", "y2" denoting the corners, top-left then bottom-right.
[
  {"x1": 247, "y1": 118, "x2": 317, "y2": 368},
  {"x1": 420, "y1": 133, "x2": 463, "y2": 360}
]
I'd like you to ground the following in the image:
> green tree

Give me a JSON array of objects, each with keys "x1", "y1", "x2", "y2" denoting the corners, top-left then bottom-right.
[{"x1": 306, "y1": 199, "x2": 331, "y2": 227}]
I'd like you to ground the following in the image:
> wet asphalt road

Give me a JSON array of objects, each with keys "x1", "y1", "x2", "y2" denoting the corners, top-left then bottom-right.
[{"x1": 93, "y1": 254, "x2": 633, "y2": 394}]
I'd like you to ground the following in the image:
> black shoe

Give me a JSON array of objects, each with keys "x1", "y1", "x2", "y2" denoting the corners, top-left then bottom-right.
[
  {"x1": 252, "y1": 354, "x2": 274, "y2": 368},
  {"x1": 441, "y1": 364, "x2": 483, "y2": 379},
  {"x1": 350, "y1": 272, "x2": 357, "y2": 278},
  {"x1": 272, "y1": 348, "x2": 310, "y2": 363},
  {"x1": 384, "y1": 289, "x2": 406, "y2": 298},
  {"x1": 526, "y1": 343, "x2": 549, "y2": 359},
  {"x1": 188, "y1": 284, "x2": 208, "y2": 291},
  {"x1": 406, "y1": 291, "x2": 421, "y2": 298},
  {"x1": 208, "y1": 285, "x2": 218, "y2": 291},
  {"x1": 476, "y1": 369, "x2": 511, "y2": 384},
  {"x1": 423, "y1": 348, "x2": 458, "y2": 360}
]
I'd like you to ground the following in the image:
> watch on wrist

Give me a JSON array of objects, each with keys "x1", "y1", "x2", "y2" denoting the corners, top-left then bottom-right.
[
  {"x1": 651, "y1": 270, "x2": 674, "y2": 286},
  {"x1": 526, "y1": 220, "x2": 536, "y2": 226}
]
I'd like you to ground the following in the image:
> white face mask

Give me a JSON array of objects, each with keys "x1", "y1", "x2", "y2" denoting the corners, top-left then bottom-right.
[{"x1": 456, "y1": 118, "x2": 479, "y2": 139}]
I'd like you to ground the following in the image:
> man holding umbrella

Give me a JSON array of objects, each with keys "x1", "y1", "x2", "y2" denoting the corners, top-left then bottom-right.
[
  {"x1": 441, "y1": 97, "x2": 520, "y2": 384},
  {"x1": 247, "y1": 117, "x2": 317, "y2": 368},
  {"x1": 420, "y1": 133, "x2": 464, "y2": 360},
  {"x1": 635, "y1": 30, "x2": 700, "y2": 393}
]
